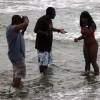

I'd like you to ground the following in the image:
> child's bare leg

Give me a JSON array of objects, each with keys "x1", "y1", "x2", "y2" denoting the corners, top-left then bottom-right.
[{"x1": 12, "y1": 78, "x2": 23, "y2": 88}]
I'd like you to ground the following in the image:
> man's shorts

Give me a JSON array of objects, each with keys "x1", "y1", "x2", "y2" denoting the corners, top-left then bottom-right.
[
  {"x1": 37, "y1": 51, "x2": 53, "y2": 66},
  {"x1": 13, "y1": 59, "x2": 26, "y2": 79}
]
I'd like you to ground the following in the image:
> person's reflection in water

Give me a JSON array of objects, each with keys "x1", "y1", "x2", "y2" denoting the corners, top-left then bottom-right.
[
  {"x1": 38, "y1": 66, "x2": 54, "y2": 89},
  {"x1": 30, "y1": 67, "x2": 54, "y2": 99},
  {"x1": 85, "y1": 74, "x2": 96, "y2": 84},
  {"x1": 84, "y1": 75, "x2": 98, "y2": 99}
]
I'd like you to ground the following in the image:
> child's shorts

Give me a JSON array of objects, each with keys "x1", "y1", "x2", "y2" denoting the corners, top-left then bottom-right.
[
  {"x1": 37, "y1": 51, "x2": 53, "y2": 66},
  {"x1": 13, "y1": 59, "x2": 26, "y2": 79}
]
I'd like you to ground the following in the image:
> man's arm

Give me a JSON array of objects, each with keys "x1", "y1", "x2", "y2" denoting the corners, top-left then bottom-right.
[
  {"x1": 52, "y1": 28, "x2": 67, "y2": 33},
  {"x1": 34, "y1": 19, "x2": 49, "y2": 35},
  {"x1": 52, "y1": 28, "x2": 60, "y2": 32}
]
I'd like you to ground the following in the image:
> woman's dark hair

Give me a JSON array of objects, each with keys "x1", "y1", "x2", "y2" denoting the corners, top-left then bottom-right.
[
  {"x1": 11, "y1": 15, "x2": 22, "y2": 25},
  {"x1": 80, "y1": 11, "x2": 96, "y2": 29}
]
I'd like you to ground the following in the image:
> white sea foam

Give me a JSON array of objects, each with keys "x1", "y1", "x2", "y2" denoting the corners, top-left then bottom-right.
[
  {"x1": 0, "y1": 0, "x2": 97, "y2": 13},
  {"x1": 24, "y1": 33, "x2": 36, "y2": 40},
  {"x1": 0, "y1": 0, "x2": 98, "y2": 13},
  {"x1": 24, "y1": 30, "x2": 100, "y2": 41},
  {"x1": 24, "y1": 32, "x2": 80, "y2": 41}
]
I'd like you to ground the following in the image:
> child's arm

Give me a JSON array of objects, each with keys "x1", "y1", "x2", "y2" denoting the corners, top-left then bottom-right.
[
  {"x1": 21, "y1": 16, "x2": 29, "y2": 35},
  {"x1": 14, "y1": 16, "x2": 29, "y2": 32},
  {"x1": 21, "y1": 26, "x2": 27, "y2": 35}
]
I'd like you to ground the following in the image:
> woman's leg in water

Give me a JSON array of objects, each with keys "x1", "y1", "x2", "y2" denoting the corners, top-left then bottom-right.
[
  {"x1": 89, "y1": 42, "x2": 99, "y2": 75},
  {"x1": 83, "y1": 45, "x2": 91, "y2": 72}
]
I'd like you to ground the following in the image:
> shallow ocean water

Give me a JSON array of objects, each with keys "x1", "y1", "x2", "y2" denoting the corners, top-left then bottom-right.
[
  {"x1": 0, "y1": 37, "x2": 100, "y2": 100},
  {"x1": 1, "y1": 0, "x2": 100, "y2": 100}
]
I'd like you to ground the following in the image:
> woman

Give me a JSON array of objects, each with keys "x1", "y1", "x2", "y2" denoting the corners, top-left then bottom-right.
[{"x1": 74, "y1": 11, "x2": 99, "y2": 76}]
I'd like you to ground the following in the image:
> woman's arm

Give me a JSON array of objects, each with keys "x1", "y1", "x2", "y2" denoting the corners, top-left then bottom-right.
[
  {"x1": 81, "y1": 23, "x2": 96, "y2": 37},
  {"x1": 74, "y1": 35, "x2": 84, "y2": 42}
]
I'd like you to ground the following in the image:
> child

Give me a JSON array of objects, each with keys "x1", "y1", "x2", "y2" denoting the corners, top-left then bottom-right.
[
  {"x1": 74, "y1": 11, "x2": 99, "y2": 76},
  {"x1": 6, "y1": 15, "x2": 29, "y2": 88}
]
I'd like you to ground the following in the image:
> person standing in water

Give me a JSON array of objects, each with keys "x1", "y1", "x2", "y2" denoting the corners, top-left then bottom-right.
[
  {"x1": 34, "y1": 7, "x2": 66, "y2": 75},
  {"x1": 74, "y1": 11, "x2": 99, "y2": 76},
  {"x1": 6, "y1": 15, "x2": 29, "y2": 88}
]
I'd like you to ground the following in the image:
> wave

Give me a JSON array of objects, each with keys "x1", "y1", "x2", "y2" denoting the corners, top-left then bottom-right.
[
  {"x1": 0, "y1": 0, "x2": 99, "y2": 13},
  {"x1": 0, "y1": 6, "x2": 43, "y2": 13},
  {"x1": 24, "y1": 31, "x2": 100, "y2": 41},
  {"x1": 1, "y1": 0, "x2": 100, "y2": 40},
  {"x1": 24, "y1": 32, "x2": 79, "y2": 41}
]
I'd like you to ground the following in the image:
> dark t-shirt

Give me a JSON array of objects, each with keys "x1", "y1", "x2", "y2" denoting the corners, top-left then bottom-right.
[{"x1": 34, "y1": 15, "x2": 53, "y2": 52}]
